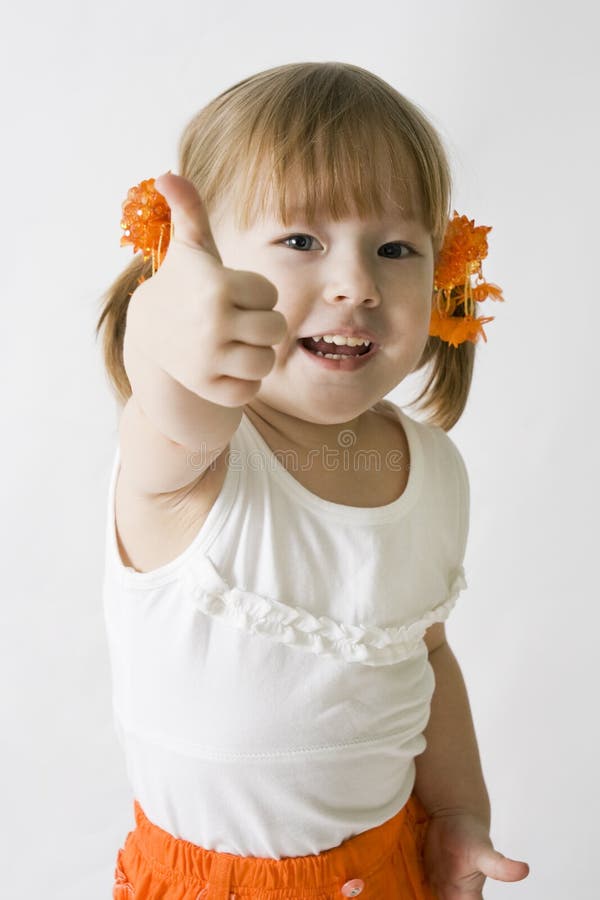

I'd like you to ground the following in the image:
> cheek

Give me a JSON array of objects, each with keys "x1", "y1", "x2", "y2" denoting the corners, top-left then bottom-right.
[{"x1": 392, "y1": 290, "x2": 432, "y2": 329}]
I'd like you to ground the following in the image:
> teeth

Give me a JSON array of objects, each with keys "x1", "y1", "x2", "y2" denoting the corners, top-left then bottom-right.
[
  {"x1": 316, "y1": 352, "x2": 347, "y2": 359},
  {"x1": 311, "y1": 334, "x2": 371, "y2": 347}
]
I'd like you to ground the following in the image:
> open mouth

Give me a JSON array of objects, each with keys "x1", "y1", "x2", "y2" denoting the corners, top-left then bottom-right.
[{"x1": 298, "y1": 337, "x2": 373, "y2": 358}]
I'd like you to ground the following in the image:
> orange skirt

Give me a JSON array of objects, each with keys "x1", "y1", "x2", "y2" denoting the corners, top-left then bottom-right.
[{"x1": 113, "y1": 791, "x2": 438, "y2": 899}]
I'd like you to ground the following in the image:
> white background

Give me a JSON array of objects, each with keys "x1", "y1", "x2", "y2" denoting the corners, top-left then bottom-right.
[{"x1": 1, "y1": 0, "x2": 598, "y2": 897}]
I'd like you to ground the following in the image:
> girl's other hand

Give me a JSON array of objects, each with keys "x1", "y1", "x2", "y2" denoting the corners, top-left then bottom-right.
[{"x1": 422, "y1": 809, "x2": 530, "y2": 899}]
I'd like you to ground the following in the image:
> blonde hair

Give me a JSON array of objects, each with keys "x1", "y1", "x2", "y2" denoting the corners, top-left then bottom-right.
[{"x1": 96, "y1": 61, "x2": 475, "y2": 431}]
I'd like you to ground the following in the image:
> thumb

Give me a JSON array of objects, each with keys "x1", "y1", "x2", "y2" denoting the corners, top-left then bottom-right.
[
  {"x1": 476, "y1": 846, "x2": 530, "y2": 883},
  {"x1": 153, "y1": 171, "x2": 223, "y2": 264}
]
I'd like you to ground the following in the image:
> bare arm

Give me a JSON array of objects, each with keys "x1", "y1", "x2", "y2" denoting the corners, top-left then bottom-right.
[
  {"x1": 414, "y1": 639, "x2": 491, "y2": 830},
  {"x1": 119, "y1": 318, "x2": 241, "y2": 496}
]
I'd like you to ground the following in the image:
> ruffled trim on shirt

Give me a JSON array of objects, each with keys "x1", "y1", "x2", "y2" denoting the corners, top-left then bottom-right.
[{"x1": 180, "y1": 554, "x2": 467, "y2": 667}]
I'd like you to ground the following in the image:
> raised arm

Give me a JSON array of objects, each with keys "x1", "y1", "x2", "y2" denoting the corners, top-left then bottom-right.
[{"x1": 118, "y1": 173, "x2": 287, "y2": 497}]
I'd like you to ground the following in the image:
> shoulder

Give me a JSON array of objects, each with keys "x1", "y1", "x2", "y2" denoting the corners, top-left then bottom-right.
[
  {"x1": 423, "y1": 421, "x2": 470, "y2": 515},
  {"x1": 430, "y1": 423, "x2": 469, "y2": 486},
  {"x1": 376, "y1": 400, "x2": 467, "y2": 473},
  {"x1": 375, "y1": 399, "x2": 470, "y2": 507}
]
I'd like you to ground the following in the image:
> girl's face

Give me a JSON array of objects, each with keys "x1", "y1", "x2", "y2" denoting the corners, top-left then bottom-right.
[{"x1": 209, "y1": 188, "x2": 435, "y2": 426}]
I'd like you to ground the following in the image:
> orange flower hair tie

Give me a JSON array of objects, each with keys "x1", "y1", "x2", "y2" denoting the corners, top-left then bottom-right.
[
  {"x1": 430, "y1": 211, "x2": 505, "y2": 347},
  {"x1": 120, "y1": 179, "x2": 504, "y2": 347},
  {"x1": 120, "y1": 177, "x2": 172, "y2": 279}
]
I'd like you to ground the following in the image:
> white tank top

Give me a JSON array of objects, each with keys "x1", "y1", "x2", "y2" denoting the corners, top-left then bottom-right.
[{"x1": 102, "y1": 399, "x2": 469, "y2": 858}]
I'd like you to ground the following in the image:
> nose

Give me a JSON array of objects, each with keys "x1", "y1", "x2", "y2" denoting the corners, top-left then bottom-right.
[{"x1": 322, "y1": 258, "x2": 381, "y2": 307}]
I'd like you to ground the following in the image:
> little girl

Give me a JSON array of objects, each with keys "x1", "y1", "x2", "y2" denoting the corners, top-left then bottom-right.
[{"x1": 98, "y1": 61, "x2": 530, "y2": 899}]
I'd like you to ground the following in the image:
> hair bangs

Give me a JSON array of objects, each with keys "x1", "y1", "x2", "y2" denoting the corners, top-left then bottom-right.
[{"x1": 232, "y1": 123, "x2": 426, "y2": 232}]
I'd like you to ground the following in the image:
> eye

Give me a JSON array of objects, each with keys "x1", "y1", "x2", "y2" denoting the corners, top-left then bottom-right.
[
  {"x1": 279, "y1": 235, "x2": 418, "y2": 257},
  {"x1": 378, "y1": 242, "x2": 416, "y2": 259},
  {"x1": 281, "y1": 234, "x2": 322, "y2": 251}
]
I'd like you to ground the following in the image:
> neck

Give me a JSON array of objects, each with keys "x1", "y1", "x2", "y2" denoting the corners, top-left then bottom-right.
[{"x1": 244, "y1": 398, "x2": 376, "y2": 454}]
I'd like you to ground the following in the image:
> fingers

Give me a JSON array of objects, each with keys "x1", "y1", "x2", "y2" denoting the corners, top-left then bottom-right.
[
  {"x1": 212, "y1": 342, "x2": 277, "y2": 383},
  {"x1": 226, "y1": 307, "x2": 288, "y2": 348},
  {"x1": 153, "y1": 172, "x2": 223, "y2": 263},
  {"x1": 227, "y1": 268, "x2": 279, "y2": 310}
]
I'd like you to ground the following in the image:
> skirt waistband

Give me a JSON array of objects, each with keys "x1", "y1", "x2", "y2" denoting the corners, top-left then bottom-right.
[{"x1": 129, "y1": 794, "x2": 430, "y2": 895}]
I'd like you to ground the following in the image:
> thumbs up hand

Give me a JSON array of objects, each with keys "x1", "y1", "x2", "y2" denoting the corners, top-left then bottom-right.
[{"x1": 125, "y1": 172, "x2": 288, "y2": 408}]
